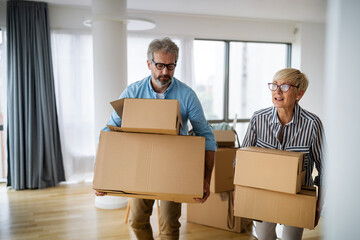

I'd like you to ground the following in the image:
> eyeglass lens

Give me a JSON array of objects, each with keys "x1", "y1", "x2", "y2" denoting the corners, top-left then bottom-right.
[
  {"x1": 152, "y1": 60, "x2": 176, "y2": 70},
  {"x1": 268, "y1": 83, "x2": 291, "y2": 92}
]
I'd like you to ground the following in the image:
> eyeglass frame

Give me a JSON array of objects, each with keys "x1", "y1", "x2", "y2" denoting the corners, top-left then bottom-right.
[
  {"x1": 268, "y1": 83, "x2": 299, "y2": 93},
  {"x1": 151, "y1": 59, "x2": 177, "y2": 71}
]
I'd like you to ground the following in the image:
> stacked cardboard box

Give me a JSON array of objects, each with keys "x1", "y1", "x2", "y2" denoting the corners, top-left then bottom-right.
[
  {"x1": 93, "y1": 98, "x2": 206, "y2": 203},
  {"x1": 233, "y1": 147, "x2": 317, "y2": 229},
  {"x1": 187, "y1": 130, "x2": 249, "y2": 233},
  {"x1": 187, "y1": 191, "x2": 251, "y2": 233}
]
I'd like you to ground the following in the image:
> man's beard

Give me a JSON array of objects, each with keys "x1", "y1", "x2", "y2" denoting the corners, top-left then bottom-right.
[{"x1": 154, "y1": 74, "x2": 172, "y2": 87}]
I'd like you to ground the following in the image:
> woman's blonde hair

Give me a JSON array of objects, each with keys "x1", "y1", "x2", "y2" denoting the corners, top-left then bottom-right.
[{"x1": 273, "y1": 68, "x2": 309, "y2": 93}]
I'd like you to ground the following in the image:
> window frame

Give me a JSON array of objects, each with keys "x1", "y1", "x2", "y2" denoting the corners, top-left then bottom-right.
[{"x1": 194, "y1": 38, "x2": 292, "y2": 124}]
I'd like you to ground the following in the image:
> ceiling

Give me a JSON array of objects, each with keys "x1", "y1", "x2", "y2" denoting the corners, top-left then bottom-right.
[{"x1": 34, "y1": 0, "x2": 327, "y2": 23}]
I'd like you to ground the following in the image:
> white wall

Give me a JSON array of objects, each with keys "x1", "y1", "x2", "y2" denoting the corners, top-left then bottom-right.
[
  {"x1": 128, "y1": 11, "x2": 296, "y2": 43},
  {"x1": 292, "y1": 23, "x2": 326, "y2": 119},
  {"x1": 323, "y1": 0, "x2": 360, "y2": 238}
]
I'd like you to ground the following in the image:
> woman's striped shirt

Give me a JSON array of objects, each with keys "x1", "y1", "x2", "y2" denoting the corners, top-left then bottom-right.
[{"x1": 242, "y1": 104, "x2": 325, "y2": 187}]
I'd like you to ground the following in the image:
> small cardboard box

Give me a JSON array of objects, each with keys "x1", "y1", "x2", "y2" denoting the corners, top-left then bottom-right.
[
  {"x1": 213, "y1": 130, "x2": 236, "y2": 147},
  {"x1": 93, "y1": 131, "x2": 205, "y2": 203},
  {"x1": 210, "y1": 148, "x2": 237, "y2": 193},
  {"x1": 187, "y1": 191, "x2": 250, "y2": 233},
  {"x1": 234, "y1": 185, "x2": 317, "y2": 229},
  {"x1": 110, "y1": 98, "x2": 182, "y2": 135},
  {"x1": 234, "y1": 147, "x2": 304, "y2": 194}
]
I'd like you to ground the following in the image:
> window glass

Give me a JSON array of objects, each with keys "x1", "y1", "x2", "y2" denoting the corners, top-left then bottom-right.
[
  {"x1": 229, "y1": 42, "x2": 288, "y2": 119},
  {"x1": 193, "y1": 40, "x2": 225, "y2": 120}
]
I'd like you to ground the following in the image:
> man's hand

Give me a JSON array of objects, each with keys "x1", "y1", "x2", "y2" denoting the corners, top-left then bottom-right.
[
  {"x1": 194, "y1": 180, "x2": 210, "y2": 203},
  {"x1": 193, "y1": 150, "x2": 215, "y2": 203},
  {"x1": 94, "y1": 190, "x2": 107, "y2": 196}
]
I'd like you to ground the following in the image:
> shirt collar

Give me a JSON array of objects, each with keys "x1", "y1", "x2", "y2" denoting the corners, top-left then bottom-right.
[{"x1": 270, "y1": 104, "x2": 301, "y2": 125}]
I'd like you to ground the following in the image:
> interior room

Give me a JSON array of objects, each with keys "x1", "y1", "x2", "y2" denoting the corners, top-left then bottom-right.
[{"x1": 0, "y1": 0, "x2": 359, "y2": 239}]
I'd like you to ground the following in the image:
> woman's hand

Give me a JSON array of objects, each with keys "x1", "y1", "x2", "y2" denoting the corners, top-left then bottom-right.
[
  {"x1": 94, "y1": 190, "x2": 107, "y2": 196},
  {"x1": 315, "y1": 186, "x2": 323, "y2": 227}
]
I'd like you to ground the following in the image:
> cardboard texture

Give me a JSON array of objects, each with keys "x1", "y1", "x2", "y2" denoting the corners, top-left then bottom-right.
[
  {"x1": 187, "y1": 191, "x2": 250, "y2": 233},
  {"x1": 234, "y1": 147, "x2": 304, "y2": 194},
  {"x1": 210, "y1": 148, "x2": 237, "y2": 193},
  {"x1": 234, "y1": 185, "x2": 317, "y2": 229},
  {"x1": 213, "y1": 130, "x2": 236, "y2": 147},
  {"x1": 93, "y1": 131, "x2": 205, "y2": 203},
  {"x1": 110, "y1": 98, "x2": 182, "y2": 135}
]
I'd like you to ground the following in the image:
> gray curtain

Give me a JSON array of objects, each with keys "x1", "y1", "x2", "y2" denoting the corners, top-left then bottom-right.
[{"x1": 6, "y1": 0, "x2": 65, "y2": 189}]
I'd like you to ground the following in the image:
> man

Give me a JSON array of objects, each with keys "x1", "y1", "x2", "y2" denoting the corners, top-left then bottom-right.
[{"x1": 95, "y1": 37, "x2": 217, "y2": 240}]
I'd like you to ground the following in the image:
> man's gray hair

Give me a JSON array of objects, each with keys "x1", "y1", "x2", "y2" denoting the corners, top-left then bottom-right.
[{"x1": 147, "y1": 37, "x2": 179, "y2": 63}]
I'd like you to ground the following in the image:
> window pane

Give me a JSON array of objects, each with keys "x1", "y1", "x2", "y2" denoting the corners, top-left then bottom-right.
[
  {"x1": 193, "y1": 40, "x2": 225, "y2": 120},
  {"x1": 229, "y1": 42, "x2": 288, "y2": 119}
]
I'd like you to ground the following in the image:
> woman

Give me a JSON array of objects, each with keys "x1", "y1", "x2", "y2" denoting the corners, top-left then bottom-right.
[{"x1": 242, "y1": 68, "x2": 324, "y2": 240}]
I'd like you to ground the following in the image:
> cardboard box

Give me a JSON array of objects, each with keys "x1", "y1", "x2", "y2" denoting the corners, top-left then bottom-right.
[
  {"x1": 93, "y1": 131, "x2": 205, "y2": 203},
  {"x1": 234, "y1": 185, "x2": 317, "y2": 229},
  {"x1": 187, "y1": 191, "x2": 250, "y2": 233},
  {"x1": 213, "y1": 130, "x2": 236, "y2": 147},
  {"x1": 210, "y1": 148, "x2": 237, "y2": 193},
  {"x1": 110, "y1": 98, "x2": 182, "y2": 135},
  {"x1": 234, "y1": 147, "x2": 304, "y2": 194}
]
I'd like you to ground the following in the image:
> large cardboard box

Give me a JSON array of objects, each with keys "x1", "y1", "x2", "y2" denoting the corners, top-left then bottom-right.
[
  {"x1": 187, "y1": 191, "x2": 250, "y2": 233},
  {"x1": 213, "y1": 130, "x2": 236, "y2": 147},
  {"x1": 234, "y1": 147, "x2": 304, "y2": 194},
  {"x1": 210, "y1": 148, "x2": 237, "y2": 193},
  {"x1": 93, "y1": 131, "x2": 205, "y2": 203},
  {"x1": 234, "y1": 185, "x2": 317, "y2": 229},
  {"x1": 110, "y1": 98, "x2": 182, "y2": 135}
]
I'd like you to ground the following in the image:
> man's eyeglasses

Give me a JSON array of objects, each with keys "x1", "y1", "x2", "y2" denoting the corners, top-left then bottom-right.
[
  {"x1": 268, "y1": 83, "x2": 299, "y2": 92},
  {"x1": 152, "y1": 59, "x2": 177, "y2": 71}
]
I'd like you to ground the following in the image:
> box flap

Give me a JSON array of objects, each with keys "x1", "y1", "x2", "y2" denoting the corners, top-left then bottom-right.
[
  {"x1": 94, "y1": 188, "x2": 199, "y2": 203},
  {"x1": 240, "y1": 146, "x2": 304, "y2": 174},
  {"x1": 110, "y1": 98, "x2": 125, "y2": 119},
  {"x1": 241, "y1": 146, "x2": 303, "y2": 157},
  {"x1": 107, "y1": 125, "x2": 123, "y2": 132}
]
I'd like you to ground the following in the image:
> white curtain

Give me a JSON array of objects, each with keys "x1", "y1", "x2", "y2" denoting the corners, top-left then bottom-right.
[
  {"x1": 51, "y1": 30, "x2": 95, "y2": 183},
  {"x1": 178, "y1": 36, "x2": 195, "y2": 88}
]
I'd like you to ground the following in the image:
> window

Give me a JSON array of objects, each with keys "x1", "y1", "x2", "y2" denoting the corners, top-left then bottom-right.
[
  {"x1": 193, "y1": 40, "x2": 225, "y2": 120},
  {"x1": 193, "y1": 39, "x2": 290, "y2": 140},
  {"x1": 0, "y1": 28, "x2": 6, "y2": 181}
]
